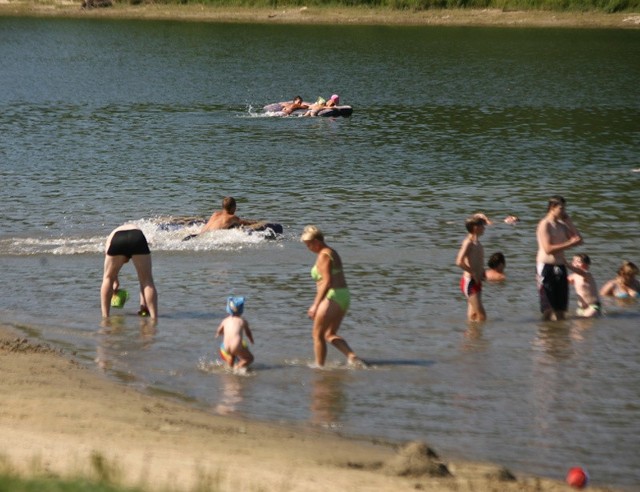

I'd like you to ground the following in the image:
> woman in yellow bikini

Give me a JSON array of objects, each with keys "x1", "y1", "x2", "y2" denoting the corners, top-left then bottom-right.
[{"x1": 301, "y1": 225, "x2": 365, "y2": 368}]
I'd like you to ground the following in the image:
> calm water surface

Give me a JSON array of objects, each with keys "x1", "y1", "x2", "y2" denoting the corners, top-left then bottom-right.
[{"x1": 1, "y1": 17, "x2": 639, "y2": 489}]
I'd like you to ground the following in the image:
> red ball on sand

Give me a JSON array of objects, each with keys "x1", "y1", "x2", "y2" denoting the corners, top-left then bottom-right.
[{"x1": 566, "y1": 467, "x2": 589, "y2": 488}]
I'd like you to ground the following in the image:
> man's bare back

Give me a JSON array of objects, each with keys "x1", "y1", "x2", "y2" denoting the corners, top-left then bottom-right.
[
  {"x1": 200, "y1": 210, "x2": 241, "y2": 233},
  {"x1": 200, "y1": 196, "x2": 256, "y2": 234}
]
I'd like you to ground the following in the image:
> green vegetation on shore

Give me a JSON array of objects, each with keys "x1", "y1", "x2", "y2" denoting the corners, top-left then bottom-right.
[
  {"x1": 139, "y1": 0, "x2": 639, "y2": 14},
  {"x1": 0, "y1": 450, "x2": 224, "y2": 492},
  {"x1": 0, "y1": 452, "x2": 145, "y2": 492},
  {"x1": 0, "y1": 476, "x2": 143, "y2": 492}
]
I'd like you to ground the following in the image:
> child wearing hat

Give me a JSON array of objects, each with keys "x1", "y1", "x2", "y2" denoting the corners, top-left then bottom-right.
[{"x1": 216, "y1": 296, "x2": 254, "y2": 371}]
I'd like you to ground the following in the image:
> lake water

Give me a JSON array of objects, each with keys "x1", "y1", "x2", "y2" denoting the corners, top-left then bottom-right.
[{"x1": 1, "y1": 16, "x2": 639, "y2": 489}]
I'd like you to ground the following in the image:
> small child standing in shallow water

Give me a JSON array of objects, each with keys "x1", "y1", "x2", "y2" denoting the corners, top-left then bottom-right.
[
  {"x1": 216, "y1": 296, "x2": 254, "y2": 371},
  {"x1": 456, "y1": 214, "x2": 489, "y2": 322},
  {"x1": 568, "y1": 254, "x2": 601, "y2": 318}
]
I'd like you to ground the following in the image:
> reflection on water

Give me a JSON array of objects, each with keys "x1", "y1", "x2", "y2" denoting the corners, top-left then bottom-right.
[
  {"x1": 216, "y1": 373, "x2": 244, "y2": 415},
  {"x1": 534, "y1": 323, "x2": 576, "y2": 362},
  {"x1": 95, "y1": 317, "x2": 157, "y2": 372},
  {"x1": 310, "y1": 371, "x2": 347, "y2": 429},
  {"x1": 460, "y1": 322, "x2": 488, "y2": 352}
]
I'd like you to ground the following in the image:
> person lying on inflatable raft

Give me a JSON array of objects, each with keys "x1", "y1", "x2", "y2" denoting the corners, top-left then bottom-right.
[
  {"x1": 303, "y1": 94, "x2": 338, "y2": 117},
  {"x1": 200, "y1": 196, "x2": 259, "y2": 233},
  {"x1": 264, "y1": 94, "x2": 353, "y2": 118},
  {"x1": 179, "y1": 196, "x2": 283, "y2": 241}
]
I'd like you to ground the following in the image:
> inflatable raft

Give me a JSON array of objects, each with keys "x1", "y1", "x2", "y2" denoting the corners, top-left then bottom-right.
[
  {"x1": 154, "y1": 217, "x2": 283, "y2": 241},
  {"x1": 263, "y1": 102, "x2": 353, "y2": 118}
]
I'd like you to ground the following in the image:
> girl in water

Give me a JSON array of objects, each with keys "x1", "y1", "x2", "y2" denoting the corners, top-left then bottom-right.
[{"x1": 600, "y1": 260, "x2": 640, "y2": 299}]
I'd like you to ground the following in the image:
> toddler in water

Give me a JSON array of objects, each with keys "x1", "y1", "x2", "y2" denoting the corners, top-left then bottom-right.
[
  {"x1": 216, "y1": 296, "x2": 254, "y2": 371},
  {"x1": 568, "y1": 254, "x2": 601, "y2": 318}
]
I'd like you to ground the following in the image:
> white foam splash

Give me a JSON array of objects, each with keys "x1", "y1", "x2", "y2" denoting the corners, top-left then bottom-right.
[{"x1": 0, "y1": 217, "x2": 282, "y2": 256}]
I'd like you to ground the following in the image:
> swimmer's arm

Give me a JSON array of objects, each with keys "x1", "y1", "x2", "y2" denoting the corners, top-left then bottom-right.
[
  {"x1": 237, "y1": 217, "x2": 259, "y2": 226},
  {"x1": 599, "y1": 280, "x2": 615, "y2": 297}
]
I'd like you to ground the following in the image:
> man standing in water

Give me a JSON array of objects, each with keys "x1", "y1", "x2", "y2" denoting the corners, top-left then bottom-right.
[{"x1": 536, "y1": 195, "x2": 583, "y2": 321}]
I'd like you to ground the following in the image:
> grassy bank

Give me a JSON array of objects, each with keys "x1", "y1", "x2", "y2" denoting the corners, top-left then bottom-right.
[
  {"x1": 145, "y1": 0, "x2": 640, "y2": 14},
  {"x1": 1, "y1": 0, "x2": 639, "y2": 28},
  {"x1": 0, "y1": 475, "x2": 142, "y2": 492}
]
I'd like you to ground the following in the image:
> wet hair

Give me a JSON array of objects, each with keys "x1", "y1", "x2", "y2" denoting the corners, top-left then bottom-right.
[
  {"x1": 222, "y1": 196, "x2": 237, "y2": 213},
  {"x1": 293, "y1": 95, "x2": 302, "y2": 103},
  {"x1": 574, "y1": 253, "x2": 591, "y2": 266},
  {"x1": 488, "y1": 252, "x2": 506, "y2": 269},
  {"x1": 618, "y1": 260, "x2": 639, "y2": 277},
  {"x1": 465, "y1": 215, "x2": 487, "y2": 233},
  {"x1": 547, "y1": 195, "x2": 566, "y2": 211}
]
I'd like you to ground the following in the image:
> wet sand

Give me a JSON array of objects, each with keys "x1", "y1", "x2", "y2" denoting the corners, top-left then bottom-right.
[
  {"x1": 0, "y1": 1, "x2": 639, "y2": 29},
  {"x1": 0, "y1": 324, "x2": 621, "y2": 491}
]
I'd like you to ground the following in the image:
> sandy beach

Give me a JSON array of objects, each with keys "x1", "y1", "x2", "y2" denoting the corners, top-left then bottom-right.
[
  {"x1": 0, "y1": 0, "x2": 639, "y2": 29},
  {"x1": 0, "y1": 324, "x2": 621, "y2": 491}
]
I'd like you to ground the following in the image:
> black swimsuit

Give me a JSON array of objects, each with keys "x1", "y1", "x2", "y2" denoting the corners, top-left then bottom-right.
[
  {"x1": 538, "y1": 264, "x2": 568, "y2": 313},
  {"x1": 107, "y1": 229, "x2": 150, "y2": 259}
]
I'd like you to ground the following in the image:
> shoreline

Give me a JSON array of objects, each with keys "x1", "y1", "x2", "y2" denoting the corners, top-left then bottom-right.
[
  {"x1": 0, "y1": 324, "x2": 621, "y2": 491},
  {"x1": 0, "y1": 1, "x2": 639, "y2": 29}
]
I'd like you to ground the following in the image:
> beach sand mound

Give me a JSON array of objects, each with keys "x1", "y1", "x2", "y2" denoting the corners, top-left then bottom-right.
[
  {"x1": 0, "y1": 337, "x2": 62, "y2": 355},
  {"x1": 384, "y1": 441, "x2": 451, "y2": 478}
]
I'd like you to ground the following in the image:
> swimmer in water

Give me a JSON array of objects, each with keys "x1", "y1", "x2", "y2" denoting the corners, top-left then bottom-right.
[
  {"x1": 504, "y1": 215, "x2": 520, "y2": 225},
  {"x1": 280, "y1": 95, "x2": 309, "y2": 115},
  {"x1": 200, "y1": 196, "x2": 259, "y2": 233},
  {"x1": 485, "y1": 251, "x2": 507, "y2": 282},
  {"x1": 599, "y1": 260, "x2": 640, "y2": 299}
]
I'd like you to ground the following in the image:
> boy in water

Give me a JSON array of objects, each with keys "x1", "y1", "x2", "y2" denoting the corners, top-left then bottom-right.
[
  {"x1": 456, "y1": 214, "x2": 489, "y2": 322},
  {"x1": 216, "y1": 296, "x2": 254, "y2": 371},
  {"x1": 568, "y1": 254, "x2": 601, "y2": 318}
]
